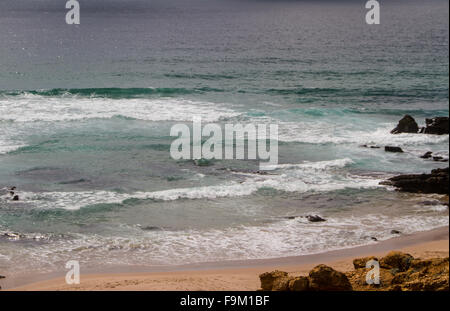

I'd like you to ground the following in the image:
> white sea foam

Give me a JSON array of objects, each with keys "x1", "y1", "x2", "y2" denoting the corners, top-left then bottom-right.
[
  {"x1": 16, "y1": 159, "x2": 381, "y2": 210},
  {"x1": 3, "y1": 212, "x2": 447, "y2": 273},
  {"x1": 278, "y1": 122, "x2": 449, "y2": 146},
  {"x1": 0, "y1": 94, "x2": 241, "y2": 123}
]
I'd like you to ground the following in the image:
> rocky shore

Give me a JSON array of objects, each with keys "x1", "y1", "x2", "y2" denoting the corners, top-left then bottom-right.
[
  {"x1": 381, "y1": 167, "x2": 449, "y2": 195},
  {"x1": 259, "y1": 251, "x2": 449, "y2": 291}
]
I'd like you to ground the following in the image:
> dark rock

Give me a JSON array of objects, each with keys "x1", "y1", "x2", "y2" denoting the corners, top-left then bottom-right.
[
  {"x1": 309, "y1": 264, "x2": 352, "y2": 291},
  {"x1": 382, "y1": 167, "x2": 449, "y2": 195},
  {"x1": 391, "y1": 115, "x2": 419, "y2": 134},
  {"x1": 421, "y1": 117, "x2": 449, "y2": 135},
  {"x1": 420, "y1": 151, "x2": 433, "y2": 159},
  {"x1": 0, "y1": 275, "x2": 5, "y2": 279},
  {"x1": 12, "y1": 195, "x2": 19, "y2": 201},
  {"x1": 140, "y1": 226, "x2": 162, "y2": 231},
  {"x1": 371, "y1": 237, "x2": 378, "y2": 241},
  {"x1": 306, "y1": 215, "x2": 326, "y2": 222},
  {"x1": 391, "y1": 230, "x2": 401, "y2": 234},
  {"x1": 385, "y1": 146, "x2": 404, "y2": 153}
]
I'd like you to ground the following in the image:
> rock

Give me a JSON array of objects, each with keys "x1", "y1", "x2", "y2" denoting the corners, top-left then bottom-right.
[
  {"x1": 421, "y1": 117, "x2": 449, "y2": 135},
  {"x1": 12, "y1": 195, "x2": 19, "y2": 201},
  {"x1": 308, "y1": 264, "x2": 352, "y2": 291},
  {"x1": 391, "y1": 230, "x2": 401, "y2": 234},
  {"x1": 385, "y1": 146, "x2": 403, "y2": 153},
  {"x1": 391, "y1": 115, "x2": 419, "y2": 134},
  {"x1": 288, "y1": 276, "x2": 309, "y2": 291},
  {"x1": 0, "y1": 275, "x2": 5, "y2": 279},
  {"x1": 306, "y1": 215, "x2": 326, "y2": 222},
  {"x1": 382, "y1": 167, "x2": 449, "y2": 195},
  {"x1": 259, "y1": 270, "x2": 289, "y2": 291},
  {"x1": 420, "y1": 151, "x2": 433, "y2": 159},
  {"x1": 353, "y1": 256, "x2": 378, "y2": 269},
  {"x1": 348, "y1": 254, "x2": 449, "y2": 291},
  {"x1": 272, "y1": 276, "x2": 292, "y2": 291},
  {"x1": 371, "y1": 237, "x2": 378, "y2": 241},
  {"x1": 380, "y1": 251, "x2": 414, "y2": 272}
]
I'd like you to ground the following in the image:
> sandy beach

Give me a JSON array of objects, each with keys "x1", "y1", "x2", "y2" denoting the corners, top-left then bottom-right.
[{"x1": 4, "y1": 226, "x2": 448, "y2": 291}]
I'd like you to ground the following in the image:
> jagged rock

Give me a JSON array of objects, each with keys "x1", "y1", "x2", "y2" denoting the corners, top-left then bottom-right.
[
  {"x1": 381, "y1": 167, "x2": 449, "y2": 195},
  {"x1": 353, "y1": 256, "x2": 378, "y2": 269},
  {"x1": 421, "y1": 117, "x2": 449, "y2": 135},
  {"x1": 380, "y1": 251, "x2": 414, "y2": 272},
  {"x1": 259, "y1": 270, "x2": 289, "y2": 291},
  {"x1": 385, "y1": 146, "x2": 403, "y2": 153},
  {"x1": 308, "y1": 264, "x2": 352, "y2": 291},
  {"x1": 391, "y1": 115, "x2": 419, "y2": 134},
  {"x1": 348, "y1": 253, "x2": 449, "y2": 291},
  {"x1": 272, "y1": 276, "x2": 292, "y2": 291},
  {"x1": 288, "y1": 276, "x2": 309, "y2": 291},
  {"x1": 306, "y1": 215, "x2": 326, "y2": 222},
  {"x1": 420, "y1": 151, "x2": 433, "y2": 159}
]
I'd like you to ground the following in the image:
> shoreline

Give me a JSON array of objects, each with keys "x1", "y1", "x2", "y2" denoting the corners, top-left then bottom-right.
[{"x1": 4, "y1": 226, "x2": 448, "y2": 291}]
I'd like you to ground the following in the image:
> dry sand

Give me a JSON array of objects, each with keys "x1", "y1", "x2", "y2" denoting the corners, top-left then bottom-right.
[{"x1": 4, "y1": 226, "x2": 449, "y2": 291}]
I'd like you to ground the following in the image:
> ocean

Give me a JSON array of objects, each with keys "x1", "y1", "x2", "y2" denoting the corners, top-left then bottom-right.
[{"x1": 0, "y1": 0, "x2": 448, "y2": 278}]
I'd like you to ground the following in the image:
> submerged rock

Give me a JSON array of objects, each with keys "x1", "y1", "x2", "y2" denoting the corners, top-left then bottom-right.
[
  {"x1": 381, "y1": 167, "x2": 449, "y2": 195},
  {"x1": 420, "y1": 151, "x2": 433, "y2": 159},
  {"x1": 385, "y1": 146, "x2": 404, "y2": 153},
  {"x1": 391, "y1": 115, "x2": 419, "y2": 134},
  {"x1": 390, "y1": 230, "x2": 401, "y2": 235},
  {"x1": 420, "y1": 117, "x2": 449, "y2": 135}
]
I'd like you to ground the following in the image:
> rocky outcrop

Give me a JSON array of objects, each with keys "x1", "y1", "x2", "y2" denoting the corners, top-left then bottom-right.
[
  {"x1": 258, "y1": 265, "x2": 352, "y2": 291},
  {"x1": 381, "y1": 167, "x2": 449, "y2": 195},
  {"x1": 420, "y1": 117, "x2": 449, "y2": 135},
  {"x1": 391, "y1": 115, "x2": 419, "y2": 134},
  {"x1": 259, "y1": 252, "x2": 449, "y2": 291},
  {"x1": 347, "y1": 252, "x2": 449, "y2": 291},
  {"x1": 385, "y1": 146, "x2": 403, "y2": 153}
]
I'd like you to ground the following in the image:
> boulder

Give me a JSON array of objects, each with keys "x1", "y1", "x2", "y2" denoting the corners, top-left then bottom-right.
[
  {"x1": 420, "y1": 151, "x2": 433, "y2": 159},
  {"x1": 381, "y1": 167, "x2": 449, "y2": 195},
  {"x1": 421, "y1": 117, "x2": 449, "y2": 135},
  {"x1": 306, "y1": 215, "x2": 326, "y2": 222},
  {"x1": 391, "y1": 115, "x2": 419, "y2": 134},
  {"x1": 308, "y1": 264, "x2": 352, "y2": 291},
  {"x1": 385, "y1": 146, "x2": 403, "y2": 153},
  {"x1": 353, "y1": 256, "x2": 378, "y2": 269},
  {"x1": 288, "y1": 276, "x2": 310, "y2": 291},
  {"x1": 259, "y1": 270, "x2": 289, "y2": 291},
  {"x1": 380, "y1": 251, "x2": 414, "y2": 272}
]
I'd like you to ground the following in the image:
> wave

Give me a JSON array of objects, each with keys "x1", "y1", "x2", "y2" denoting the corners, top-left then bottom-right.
[
  {"x1": 0, "y1": 87, "x2": 225, "y2": 99},
  {"x1": 0, "y1": 95, "x2": 241, "y2": 123},
  {"x1": 13, "y1": 159, "x2": 381, "y2": 210}
]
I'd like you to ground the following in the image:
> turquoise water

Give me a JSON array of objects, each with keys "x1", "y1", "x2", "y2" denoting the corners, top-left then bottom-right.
[{"x1": 0, "y1": 0, "x2": 448, "y2": 277}]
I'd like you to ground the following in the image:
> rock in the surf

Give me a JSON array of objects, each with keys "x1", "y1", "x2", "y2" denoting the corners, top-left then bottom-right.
[
  {"x1": 420, "y1": 117, "x2": 449, "y2": 135},
  {"x1": 385, "y1": 146, "x2": 404, "y2": 153},
  {"x1": 381, "y1": 167, "x2": 449, "y2": 195},
  {"x1": 391, "y1": 115, "x2": 419, "y2": 134},
  {"x1": 306, "y1": 215, "x2": 326, "y2": 222}
]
